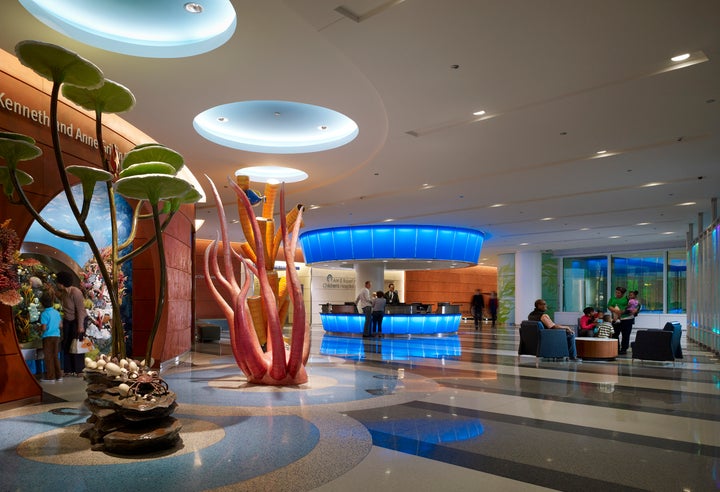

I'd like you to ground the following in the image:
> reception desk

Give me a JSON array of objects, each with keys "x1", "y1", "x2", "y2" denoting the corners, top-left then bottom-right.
[{"x1": 320, "y1": 304, "x2": 461, "y2": 336}]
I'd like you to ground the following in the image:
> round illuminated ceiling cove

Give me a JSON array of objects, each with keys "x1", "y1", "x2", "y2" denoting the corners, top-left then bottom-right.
[
  {"x1": 299, "y1": 225, "x2": 485, "y2": 270},
  {"x1": 18, "y1": 0, "x2": 237, "y2": 58},
  {"x1": 235, "y1": 166, "x2": 308, "y2": 184},
  {"x1": 193, "y1": 101, "x2": 359, "y2": 154}
]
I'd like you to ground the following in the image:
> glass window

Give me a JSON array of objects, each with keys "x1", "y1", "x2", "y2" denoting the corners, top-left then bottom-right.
[
  {"x1": 562, "y1": 257, "x2": 607, "y2": 312},
  {"x1": 667, "y1": 251, "x2": 686, "y2": 313},
  {"x1": 611, "y1": 253, "x2": 663, "y2": 313}
]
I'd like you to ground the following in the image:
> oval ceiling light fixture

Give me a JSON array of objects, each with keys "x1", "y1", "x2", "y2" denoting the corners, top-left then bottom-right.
[
  {"x1": 194, "y1": 100, "x2": 359, "y2": 154},
  {"x1": 18, "y1": 0, "x2": 237, "y2": 58},
  {"x1": 235, "y1": 166, "x2": 308, "y2": 184}
]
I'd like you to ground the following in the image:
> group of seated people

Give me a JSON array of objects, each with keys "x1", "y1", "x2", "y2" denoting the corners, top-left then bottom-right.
[
  {"x1": 578, "y1": 307, "x2": 615, "y2": 338},
  {"x1": 528, "y1": 298, "x2": 637, "y2": 362}
]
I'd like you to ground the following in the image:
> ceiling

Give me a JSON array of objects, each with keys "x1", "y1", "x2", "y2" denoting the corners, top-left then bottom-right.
[{"x1": 2, "y1": 0, "x2": 719, "y2": 267}]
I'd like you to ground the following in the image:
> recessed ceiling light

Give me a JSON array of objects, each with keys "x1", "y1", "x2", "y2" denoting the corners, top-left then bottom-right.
[
  {"x1": 596, "y1": 150, "x2": 607, "y2": 154},
  {"x1": 420, "y1": 184, "x2": 435, "y2": 190},
  {"x1": 473, "y1": 110, "x2": 486, "y2": 116},
  {"x1": 671, "y1": 53, "x2": 691, "y2": 62},
  {"x1": 662, "y1": 231, "x2": 674, "y2": 235},
  {"x1": 194, "y1": 101, "x2": 358, "y2": 153},
  {"x1": 318, "y1": 125, "x2": 328, "y2": 131},
  {"x1": 541, "y1": 217, "x2": 554, "y2": 221},
  {"x1": 609, "y1": 235, "x2": 621, "y2": 239},
  {"x1": 580, "y1": 227, "x2": 590, "y2": 231},
  {"x1": 19, "y1": 0, "x2": 237, "y2": 58},
  {"x1": 184, "y1": 2, "x2": 203, "y2": 13},
  {"x1": 308, "y1": 205, "x2": 320, "y2": 210},
  {"x1": 641, "y1": 182, "x2": 664, "y2": 187},
  {"x1": 636, "y1": 222, "x2": 651, "y2": 226},
  {"x1": 383, "y1": 218, "x2": 394, "y2": 222},
  {"x1": 489, "y1": 203, "x2": 504, "y2": 208},
  {"x1": 234, "y1": 166, "x2": 308, "y2": 183},
  {"x1": 519, "y1": 242, "x2": 529, "y2": 246},
  {"x1": 677, "y1": 202, "x2": 696, "y2": 206},
  {"x1": 217, "y1": 117, "x2": 229, "y2": 123}
]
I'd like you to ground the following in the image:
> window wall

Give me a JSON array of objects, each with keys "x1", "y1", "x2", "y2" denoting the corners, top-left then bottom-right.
[
  {"x1": 562, "y1": 257, "x2": 608, "y2": 312},
  {"x1": 562, "y1": 250, "x2": 685, "y2": 313}
]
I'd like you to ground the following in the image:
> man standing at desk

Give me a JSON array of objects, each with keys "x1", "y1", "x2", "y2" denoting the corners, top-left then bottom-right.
[
  {"x1": 385, "y1": 283, "x2": 400, "y2": 305},
  {"x1": 356, "y1": 281, "x2": 373, "y2": 338}
]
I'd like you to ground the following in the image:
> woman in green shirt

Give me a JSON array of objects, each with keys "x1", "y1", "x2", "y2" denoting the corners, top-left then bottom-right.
[{"x1": 608, "y1": 286, "x2": 633, "y2": 354}]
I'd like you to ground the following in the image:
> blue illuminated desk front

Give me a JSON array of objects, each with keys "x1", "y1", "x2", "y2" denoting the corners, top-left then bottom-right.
[{"x1": 320, "y1": 313, "x2": 461, "y2": 336}]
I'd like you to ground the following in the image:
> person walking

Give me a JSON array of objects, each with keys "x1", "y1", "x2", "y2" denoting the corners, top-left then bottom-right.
[
  {"x1": 471, "y1": 289, "x2": 485, "y2": 330},
  {"x1": 488, "y1": 291, "x2": 499, "y2": 328},
  {"x1": 55, "y1": 271, "x2": 87, "y2": 375}
]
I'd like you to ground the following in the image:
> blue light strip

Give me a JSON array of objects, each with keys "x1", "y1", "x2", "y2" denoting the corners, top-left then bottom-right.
[
  {"x1": 320, "y1": 334, "x2": 462, "y2": 361},
  {"x1": 299, "y1": 225, "x2": 484, "y2": 264},
  {"x1": 320, "y1": 313, "x2": 461, "y2": 335}
]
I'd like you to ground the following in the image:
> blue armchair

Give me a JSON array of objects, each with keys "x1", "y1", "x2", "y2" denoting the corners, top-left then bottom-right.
[
  {"x1": 519, "y1": 320, "x2": 570, "y2": 359},
  {"x1": 631, "y1": 322, "x2": 683, "y2": 362}
]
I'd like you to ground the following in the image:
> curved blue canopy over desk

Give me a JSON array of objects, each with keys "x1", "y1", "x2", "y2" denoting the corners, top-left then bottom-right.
[{"x1": 299, "y1": 224, "x2": 484, "y2": 270}]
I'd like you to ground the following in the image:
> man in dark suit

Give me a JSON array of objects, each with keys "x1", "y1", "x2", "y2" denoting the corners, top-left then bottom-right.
[{"x1": 385, "y1": 283, "x2": 400, "y2": 305}]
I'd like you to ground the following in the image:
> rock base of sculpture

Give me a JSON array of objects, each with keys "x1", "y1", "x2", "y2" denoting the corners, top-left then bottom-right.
[{"x1": 81, "y1": 369, "x2": 182, "y2": 454}]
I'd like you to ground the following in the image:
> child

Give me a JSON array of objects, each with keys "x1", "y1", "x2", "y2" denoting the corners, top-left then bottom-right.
[
  {"x1": 596, "y1": 314, "x2": 614, "y2": 338},
  {"x1": 622, "y1": 290, "x2": 639, "y2": 319},
  {"x1": 39, "y1": 291, "x2": 63, "y2": 382}
]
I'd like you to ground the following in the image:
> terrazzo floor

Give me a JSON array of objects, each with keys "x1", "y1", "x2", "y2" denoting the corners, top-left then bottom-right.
[{"x1": 1, "y1": 322, "x2": 718, "y2": 491}]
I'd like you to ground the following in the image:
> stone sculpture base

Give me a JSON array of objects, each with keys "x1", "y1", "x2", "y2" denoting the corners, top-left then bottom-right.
[{"x1": 80, "y1": 370, "x2": 182, "y2": 454}]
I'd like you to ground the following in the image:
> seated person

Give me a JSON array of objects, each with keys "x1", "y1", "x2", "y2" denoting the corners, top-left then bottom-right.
[
  {"x1": 596, "y1": 314, "x2": 614, "y2": 338},
  {"x1": 528, "y1": 299, "x2": 581, "y2": 361},
  {"x1": 578, "y1": 306, "x2": 599, "y2": 337}
]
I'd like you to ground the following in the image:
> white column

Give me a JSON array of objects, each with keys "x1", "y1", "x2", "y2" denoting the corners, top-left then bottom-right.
[
  {"x1": 354, "y1": 262, "x2": 384, "y2": 298},
  {"x1": 515, "y1": 250, "x2": 542, "y2": 323}
]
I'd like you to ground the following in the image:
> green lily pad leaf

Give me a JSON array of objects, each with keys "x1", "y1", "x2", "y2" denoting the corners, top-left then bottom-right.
[
  {"x1": 0, "y1": 134, "x2": 42, "y2": 168},
  {"x1": 115, "y1": 174, "x2": 193, "y2": 204},
  {"x1": 119, "y1": 162, "x2": 177, "y2": 179},
  {"x1": 122, "y1": 145, "x2": 184, "y2": 172},
  {"x1": 62, "y1": 79, "x2": 135, "y2": 114},
  {"x1": 179, "y1": 187, "x2": 203, "y2": 204},
  {"x1": 15, "y1": 40, "x2": 103, "y2": 88},
  {"x1": 0, "y1": 166, "x2": 34, "y2": 195},
  {"x1": 166, "y1": 186, "x2": 203, "y2": 212},
  {"x1": 0, "y1": 132, "x2": 36, "y2": 144},
  {"x1": 66, "y1": 165, "x2": 113, "y2": 200}
]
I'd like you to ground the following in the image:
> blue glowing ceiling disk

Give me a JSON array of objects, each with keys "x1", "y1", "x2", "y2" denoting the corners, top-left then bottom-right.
[
  {"x1": 194, "y1": 100, "x2": 358, "y2": 154},
  {"x1": 19, "y1": 0, "x2": 237, "y2": 58}
]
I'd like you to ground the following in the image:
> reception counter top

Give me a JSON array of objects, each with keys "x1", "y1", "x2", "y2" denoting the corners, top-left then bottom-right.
[{"x1": 320, "y1": 312, "x2": 461, "y2": 336}]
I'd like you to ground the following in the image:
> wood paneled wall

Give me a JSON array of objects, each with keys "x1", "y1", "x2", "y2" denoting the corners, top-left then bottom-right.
[{"x1": 405, "y1": 265, "x2": 497, "y2": 316}]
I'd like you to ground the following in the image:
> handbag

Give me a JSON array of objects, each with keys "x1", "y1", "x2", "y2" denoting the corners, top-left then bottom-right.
[{"x1": 70, "y1": 336, "x2": 94, "y2": 354}]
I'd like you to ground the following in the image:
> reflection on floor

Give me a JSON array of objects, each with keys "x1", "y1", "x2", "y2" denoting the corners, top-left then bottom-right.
[{"x1": 1, "y1": 322, "x2": 719, "y2": 491}]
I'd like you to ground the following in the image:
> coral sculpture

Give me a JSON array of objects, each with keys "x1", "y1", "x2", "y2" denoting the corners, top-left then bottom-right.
[{"x1": 204, "y1": 176, "x2": 310, "y2": 385}]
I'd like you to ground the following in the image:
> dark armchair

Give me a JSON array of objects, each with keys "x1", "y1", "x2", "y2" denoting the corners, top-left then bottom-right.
[
  {"x1": 631, "y1": 322, "x2": 683, "y2": 362},
  {"x1": 519, "y1": 320, "x2": 570, "y2": 359}
]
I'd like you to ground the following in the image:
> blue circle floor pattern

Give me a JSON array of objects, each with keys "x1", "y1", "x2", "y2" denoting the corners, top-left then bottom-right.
[{"x1": 0, "y1": 362, "x2": 400, "y2": 490}]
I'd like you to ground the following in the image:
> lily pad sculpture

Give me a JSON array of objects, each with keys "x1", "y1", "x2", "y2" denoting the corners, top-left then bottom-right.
[{"x1": 0, "y1": 40, "x2": 200, "y2": 362}]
